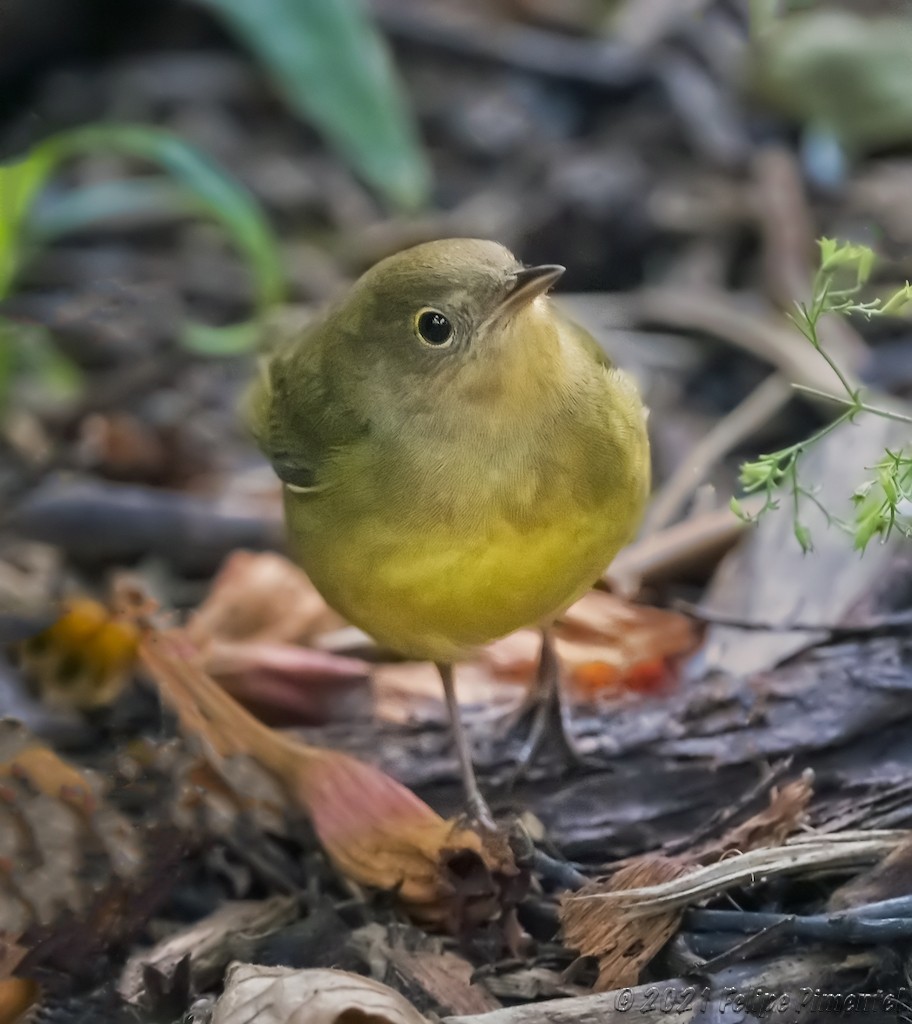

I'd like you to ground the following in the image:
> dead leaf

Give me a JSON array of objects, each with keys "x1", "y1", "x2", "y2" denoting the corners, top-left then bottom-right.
[
  {"x1": 119, "y1": 897, "x2": 299, "y2": 1005},
  {"x1": 480, "y1": 593, "x2": 699, "y2": 700},
  {"x1": 187, "y1": 551, "x2": 345, "y2": 646},
  {"x1": 77, "y1": 412, "x2": 173, "y2": 483},
  {"x1": 211, "y1": 964, "x2": 429, "y2": 1024},
  {"x1": 559, "y1": 773, "x2": 816, "y2": 988},
  {"x1": 140, "y1": 627, "x2": 522, "y2": 931},
  {"x1": 206, "y1": 640, "x2": 371, "y2": 726},
  {"x1": 372, "y1": 661, "x2": 517, "y2": 726},
  {"x1": 559, "y1": 855, "x2": 691, "y2": 990},
  {"x1": 349, "y1": 923, "x2": 500, "y2": 1016},
  {"x1": 0, "y1": 722, "x2": 98, "y2": 812},
  {"x1": 0, "y1": 722, "x2": 172, "y2": 981},
  {"x1": 704, "y1": 773, "x2": 814, "y2": 858},
  {"x1": 185, "y1": 552, "x2": 366, "y2": 724},
  {"x1": 0, "y1": 978, "x2": 38, "y2": 1024},
  {"x1": 556, "y1": 592, "x2": 700, "y2": 697}
]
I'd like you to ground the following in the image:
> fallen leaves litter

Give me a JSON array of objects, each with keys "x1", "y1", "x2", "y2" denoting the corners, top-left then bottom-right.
[
  {"x1": 699, "y1": 773, "x2": 814, "y2": 859},
  {"x1": 187, "y1": 550, "x2": 345, "y2": 646},
  {"x1": 140, "y1": 626, "x2": 522, "y2": 931},
  {"x1": 211, "y1": 964, "x2": 430, "y2": 1024},
  {"x1": 559, "y1": 855, "x2": 691, "y2": 990},
  {"x1": 482, "y1": 591, "x2": 701, "y2": 700},
  {"x1": 0, "y1": 721, "x2": 120, "y2": 936},
  {"x1": 0, "y1": 978, "x2": 38, "y2": 1024},
  {"x1": 559, "y1": 774, "x2": 814, "y2": 989},
  {"x1": 119, "y1": 897, "x2": 299, "y2": 1005},
  {"x1": 0, "y1": 721, "x2": 192, "y2": 998},
  {"x1": 186, "y1": 551, "x2": 369, "y2": 725}
]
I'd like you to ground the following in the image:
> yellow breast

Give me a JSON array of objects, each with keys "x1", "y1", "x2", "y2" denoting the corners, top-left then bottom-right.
[{"x1": 285, "y1": 354, "x2": 649, "y2": 663}]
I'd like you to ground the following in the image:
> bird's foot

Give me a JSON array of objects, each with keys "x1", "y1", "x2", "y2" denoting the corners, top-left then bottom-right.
[
  {"x1": 463, "y1": 790, "x2": 498, "y2": 834},
  {"x1": 505, "y1": 683, "x2": 602, "y2": 779},
  {"x1": 504, "y1": 630, "x2": 607, "y2": 781}
]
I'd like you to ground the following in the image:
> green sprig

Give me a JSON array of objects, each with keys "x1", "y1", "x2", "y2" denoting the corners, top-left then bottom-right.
[{"x1": 734, "y1": 238, "x2": 912, "y2": 552}]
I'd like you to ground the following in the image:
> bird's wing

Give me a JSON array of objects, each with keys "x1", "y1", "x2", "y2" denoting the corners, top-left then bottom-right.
[{"x1": 243, "y1": 310, "x2": 362, "y2": 492}]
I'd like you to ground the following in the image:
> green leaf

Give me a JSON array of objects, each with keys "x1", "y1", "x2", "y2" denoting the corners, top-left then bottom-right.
[
  {"x1": 181, "y1": 321, "x2": 260, "y2": 356},
  {"x1": 39, "y1": 125, "x2": 285, "y2": 315},
  {"x1": 793, "y1": 521, "x2": 813, "y2": 554},
  {"x1": 192, "y1": 0, "x2": 430, "y2": 211},
  {"x1": 0, "y1": 147, "x2": 57, "y2": 297},
  {"x1": 2, "y1": 125, "x2": 285, "y2": 354},
  {"x1": 26, "y1": 177, "x2": 193, "y2": 240}
]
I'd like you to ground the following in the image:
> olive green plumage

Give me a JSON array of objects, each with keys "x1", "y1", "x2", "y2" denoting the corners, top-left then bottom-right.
[{"x1": 246, "y1": 238, "x2": 650, "y2": 661}]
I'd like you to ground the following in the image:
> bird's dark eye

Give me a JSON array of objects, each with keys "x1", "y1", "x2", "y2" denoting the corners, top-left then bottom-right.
[{"x1": 415, "y1": 308, "x2": 453, "y2": 347}]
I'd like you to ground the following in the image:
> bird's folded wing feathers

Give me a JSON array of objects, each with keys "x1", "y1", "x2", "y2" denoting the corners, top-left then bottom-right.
[{"x1": 242, "y1": 313, "x2": 349, "y2": 493}]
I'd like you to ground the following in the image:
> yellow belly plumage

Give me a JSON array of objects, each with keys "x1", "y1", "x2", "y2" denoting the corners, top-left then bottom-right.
[
  {"x1": 284, "y1": 356, "x2": 649, "y2": 663},
  {"x1": 288, "y1": 488, "x2": 637, "y2": 662}
]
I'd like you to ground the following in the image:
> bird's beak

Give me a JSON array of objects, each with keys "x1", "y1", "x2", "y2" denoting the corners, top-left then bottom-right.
[{"x1": 497, "y1": 264, "x2": 565, "y2": 317}]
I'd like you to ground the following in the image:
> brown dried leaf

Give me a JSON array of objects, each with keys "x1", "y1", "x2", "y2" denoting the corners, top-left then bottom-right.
[
  {"x1": 0, "y1": 723, "x2": 97, "y2": 812},
  {"x1": 558, "y1": 774, "x2": 814, "y2": 988},
  {"x1": 205, "y1": 639, "x2": 371, "y2": 726},
  {"x1": 348, "y1": 923, "x2": 500, "y2": 1016},
  {"x1": 0, "y1": 978, "x2": 38, "y2": 1024},
  {"x1": 480, "y1": 592, "x2": 700, "y2": 701},
  {"x1": 77, "y1": 412, "x2": 173, "y2": 483},
  {"x1": 211, "y1": 964, "x2": 429, "y2": 1024},
  {"x1": 0, "y1": 937, "x2": 28, "y2": 981},
  {"x1": 185, "y1": 552, "x2": 365, "y2": 725},
  {"x1": 140, "y1": 628, "x2": 521, "y2": 931},
  {"x1": 187, "y1": 551, "x2": 345, "y2": 646},
  {"x1": 705, "y1": 773, "x2": 814, "y2": 858},
  {"x1": 0, "y1": 723, "x2": 152, "y2": 970},
  {"x1": 372, "y1": 661, "x2": 517, "y2": 726},
  {"x1": 119, "y1": 897, "x2": 299, "y2": 1005},
  {"x1": 559, "y1": 855, "x2": 691, "y2": 990},
  {"x1": 557, "y1": 591, "x2": 700, "y2": 696}
]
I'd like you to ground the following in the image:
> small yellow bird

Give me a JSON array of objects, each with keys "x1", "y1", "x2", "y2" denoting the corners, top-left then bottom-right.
[{"x1": 246, "y1": 239, "x2": 649, "y2": 824}]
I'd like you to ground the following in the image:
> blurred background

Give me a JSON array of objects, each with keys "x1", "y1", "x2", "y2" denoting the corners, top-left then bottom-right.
[{"x1": 2, "y1": 0, "x2": 912, "y2": 698}]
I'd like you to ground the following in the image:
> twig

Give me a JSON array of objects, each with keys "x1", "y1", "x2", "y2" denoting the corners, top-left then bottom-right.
[
  {"x1": 674, "y1": 600, "x2": 912, "y2": 638},
  {"x1": 604, "y1": 500, "x2": 754, "y2": 595},
  {"x1": 691, "y1": 917, "x2": 795, "y2": 974},
  {"x1": 530, "y1": 850, "x2": 588, "y2": 892},
  {"x1": 642, "y1": 373, "x2": 793, "y2": 534},
  {"x1": 686, "y1": 907, "x2": 912, "y2": 943},
  {"x1": 636, "y1": 286, "x2": 859, "y2": 395},
  {"x1": 753, "y1": 146, "x2": 817, "y2": 314},
  {"x1": 793, "y1": 383, "x2": 912, "y2": 425},
  {"x1": 370, "y1": 0, "x2": 647, "y2": 90},
  {"x1": 564, "y1": 832, "x2": 909, "y2": 914}
]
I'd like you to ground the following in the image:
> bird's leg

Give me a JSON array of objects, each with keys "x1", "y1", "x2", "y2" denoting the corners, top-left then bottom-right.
[
  {"x1": 437, "y1": 662, "x2": 496, "y2": 831},
  {"x1": 507, "y1": 627, "x2": 591, "y2": 772}
]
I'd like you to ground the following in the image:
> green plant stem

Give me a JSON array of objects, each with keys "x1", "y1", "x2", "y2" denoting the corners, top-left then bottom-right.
[{"x1": 792, "y1": 384, "x2": 912, "y2": 426}]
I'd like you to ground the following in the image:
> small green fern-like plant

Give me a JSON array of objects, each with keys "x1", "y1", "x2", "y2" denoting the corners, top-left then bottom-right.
[{"x1": 731, "y1": 239, "x2": 912, "y2": 552}]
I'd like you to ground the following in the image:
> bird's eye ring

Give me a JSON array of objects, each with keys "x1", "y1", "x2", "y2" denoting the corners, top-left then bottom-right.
[{"x1": 414, "y1": 308, "x2": 454, "y2": 347}]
